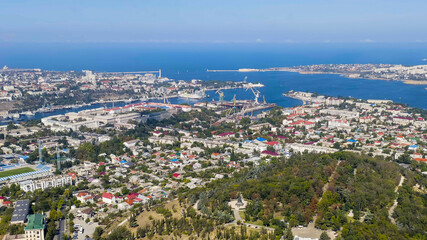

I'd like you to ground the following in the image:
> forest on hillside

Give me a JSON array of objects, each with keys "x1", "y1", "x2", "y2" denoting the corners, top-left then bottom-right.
[{"x1": 103, "y1": 152, "x2": 426, "y2": 239}]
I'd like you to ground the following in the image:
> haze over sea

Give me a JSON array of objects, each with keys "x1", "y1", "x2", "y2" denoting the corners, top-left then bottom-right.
[{"x1": 0, "y1": 42, "x2": 426, "y2": 109}]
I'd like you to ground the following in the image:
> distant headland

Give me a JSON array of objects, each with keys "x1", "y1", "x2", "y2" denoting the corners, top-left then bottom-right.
[{"x1": 208, "y1": 64, "x2": 427, "y2": 86}]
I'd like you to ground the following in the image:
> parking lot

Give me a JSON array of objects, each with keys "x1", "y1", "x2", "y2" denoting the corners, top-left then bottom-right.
[{"x1": 72, "y1": 218, "x2": 99, "y2": 240}]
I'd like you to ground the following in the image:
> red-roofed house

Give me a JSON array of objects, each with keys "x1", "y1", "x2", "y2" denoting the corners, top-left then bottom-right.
[
  {"x1": 102, "y1": 192, "x2": 116, "y2": 204},
  {"x1": 216, "y1": 132, "x2": 235, "y2": 138},
  {"x1": 227, "y1": 161, "x2": 241, "y2": 168},
  {"x1": 266, "y1": 141, "x2": 282, "y2": 151},
  {"x1": 414, "y1": 158, "x2": 427, "y2": 162},
  {"x1": 261, "y1": 150, "x2": 279, "y2": 157}
]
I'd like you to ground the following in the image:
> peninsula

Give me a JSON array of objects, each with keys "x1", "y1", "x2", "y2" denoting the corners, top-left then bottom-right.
[{"x1": 208, "y1": 64, "x2": 427, "y2": 85}]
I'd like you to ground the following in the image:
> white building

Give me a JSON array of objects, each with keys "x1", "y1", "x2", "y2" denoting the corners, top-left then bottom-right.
[
  {"x1": 287, "y1": 143, "x2": 338, "y2": 154},
  {"x1": 19, "y1": 175, "x2": 73, "y2": 192},
  {"x1": 328, "y1": 119, "x2": 350, "y2": 128}
]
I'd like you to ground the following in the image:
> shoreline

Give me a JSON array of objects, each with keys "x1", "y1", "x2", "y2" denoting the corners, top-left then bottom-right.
[{"x1": 206, "y1": 68, "x2": 427, "y2": 86}]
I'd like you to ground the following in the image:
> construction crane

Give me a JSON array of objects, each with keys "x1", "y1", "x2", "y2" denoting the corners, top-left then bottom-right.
[
  {"x1": 246, "y1": 86, "x2": 260, "y2": 104},
  {"x1": 215, "y1": 89, "x2": 224, "y2": 102}
]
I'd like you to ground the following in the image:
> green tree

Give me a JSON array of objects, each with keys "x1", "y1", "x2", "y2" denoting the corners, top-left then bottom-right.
[
  {"x1": 320, "y1": 231, "x2": 331, "y2": 240},
  {"x1": 93, "y1": 227, "x2": 104, "y2": 240}
]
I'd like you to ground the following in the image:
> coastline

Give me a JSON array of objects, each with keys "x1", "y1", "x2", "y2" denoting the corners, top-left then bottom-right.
[{"x1": 207, "y1": 68, "x2": 427, "y2": 87}]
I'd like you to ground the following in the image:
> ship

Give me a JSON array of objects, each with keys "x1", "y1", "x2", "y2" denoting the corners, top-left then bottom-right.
[
  {"x1": 243, "y1": 83, "x2": 264, "y2": 88},
  {"x1": 21, "y1": 111, "x2": 35, "y2": 117},
  {"x1": 178, "y1": 91, "x2": 203, "y2": 99}
]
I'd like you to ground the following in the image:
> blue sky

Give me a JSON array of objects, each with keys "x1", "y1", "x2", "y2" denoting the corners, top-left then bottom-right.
[{"x1": 0, "y1": 0, "x2": 426, "y2": 43}]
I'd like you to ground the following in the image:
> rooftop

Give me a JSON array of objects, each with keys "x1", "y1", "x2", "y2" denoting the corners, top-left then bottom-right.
[
  {"x1": 24, "y1": 214, "x2": 45, "y2": 230},
  {"x1": 11, "y1": 199, "x2": 30, "y2": 223}
]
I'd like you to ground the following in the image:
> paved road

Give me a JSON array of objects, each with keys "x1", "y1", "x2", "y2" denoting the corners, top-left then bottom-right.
[
  {"x1": 58, "y1": 218, "x2": 65, "y2": 240},
  {"x1": 57, "y1": 204, "x2": 67, "y2": 240}
]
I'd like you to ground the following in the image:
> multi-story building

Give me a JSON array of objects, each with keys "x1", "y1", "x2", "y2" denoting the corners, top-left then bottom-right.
[
  {"x1": 19, "y1": 175, "x2": 73, "y2": 192},
  {"x1": 24, "y1": 214, "x2": 46, "y2": 240}
]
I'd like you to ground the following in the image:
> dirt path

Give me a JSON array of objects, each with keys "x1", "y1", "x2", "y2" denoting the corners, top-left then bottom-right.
[
  {"x1": 388, "y1": 175, "x2": 405, "y2": 224},
  {"x1": 312, "y1": 160, "x2": 341, "y2": 223},
  {"x1": 292, "y1": 161, "x2": 341, "y2": 240}
]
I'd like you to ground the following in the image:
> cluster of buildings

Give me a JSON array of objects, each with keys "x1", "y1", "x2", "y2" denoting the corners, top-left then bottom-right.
[
  {"x1": 279, "y1": 64, "x2": 427, "y2": 82},
  {"x1": 41, "y1": 102, "x2": 188, "y2": 131},
  {"x1": 0, "y1": 67, "x2": 243, "y2": 122},
  {"x1": 5, "y1": 199, "x2": 46, "y2": 240},
  {"x1": 0, "y1": 84, "x2": 425, "y2": 239}
]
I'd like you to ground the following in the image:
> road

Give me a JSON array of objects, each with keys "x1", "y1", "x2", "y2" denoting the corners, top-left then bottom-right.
[
  {"x1": 57, "y1": 204, "x2": 67, "y2": 240},
  {"x1": 58, "y1": 218, "x2": 65, "y2": 240}
]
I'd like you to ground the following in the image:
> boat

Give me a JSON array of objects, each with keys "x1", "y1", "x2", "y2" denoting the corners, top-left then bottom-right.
[
  {"x1": 40, "y1": 108, "x2": 54, "y2": 113},
  {"x1": 22, "y1": 111, "x2": 35, "y2": 117},
  {"x1": 243, "y1": 83, "x2": 264, "y2": 88}
]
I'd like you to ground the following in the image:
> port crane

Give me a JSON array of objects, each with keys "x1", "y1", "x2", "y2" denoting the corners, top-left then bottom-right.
[
  {"x1": 233, "y1": 94, "x2": 237, "y2": 113},
  {"x1": 246, "y1": 85, "x2": 260, "y2": 104},
  {"x1": 184, "y1": 91, "x2": 190, "y2": 104},
  {"x1": 162, "y1": 93, "x2": 170, "y2": 104},
  {"x1": 215, "y1": 89, "x2": 224, "y2": 102},
  {"x1": 201, "y1": 87, "x2": 207, "y2": 98}
]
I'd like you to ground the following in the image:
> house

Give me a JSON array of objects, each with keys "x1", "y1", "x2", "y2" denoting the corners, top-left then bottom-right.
[
  {"x1": 261, "y1": 150, "x2": 279, "y2": 157},
  {"x1": 265, "y1": 141, "x2": 282, "y2": 151},
  {"x1": 102, "y1": 192, "x2": 116, "y2": 204},
  {"x1": 392, "y1": 116, "x2": 413, "y2": 125},
  {"x1": 408, "y1": 145, "x2": 419, "y2": 151},
  {"x1": 124, "y1": 139, "x2": 140, "y2": 148},
  {"x1": 328, "y1": 119, "x2": 350, "y2": 128},
  {"x1": 227, "y1": 161, "x2": 241, "y2": 168},
  {"x1": 215, "y1": 132, "x2": 235, "y2": 139},
  {"x1": 80, "y1": 208, "x2": 94, "y2": 219},
  {"x1": 249, "y1": 122, "x2": 272, "y2": 131},
  {"x1": 193, "y1": 162, "x2": 202, "y2": 169},
  {"x1": 77, "y1": 192, "x2": 94, "y2": 204}
]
